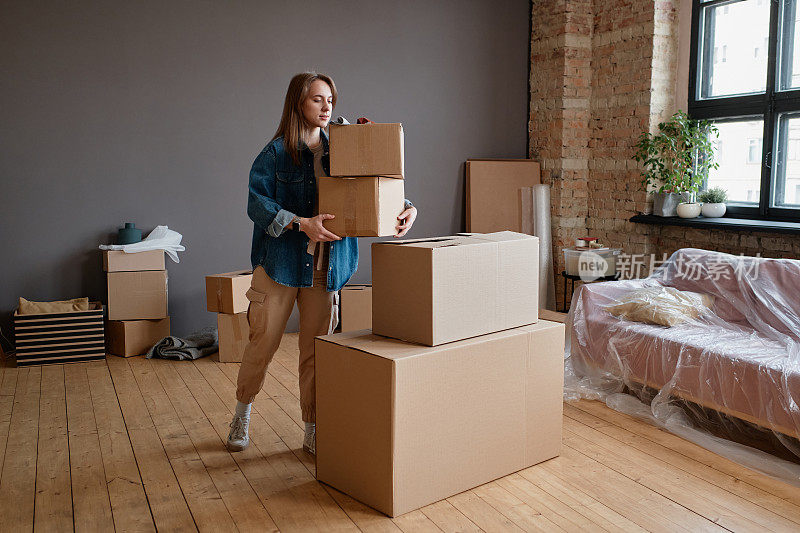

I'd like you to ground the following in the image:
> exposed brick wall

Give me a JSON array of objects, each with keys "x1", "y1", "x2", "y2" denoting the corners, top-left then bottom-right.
[
  {"x1": 530, "y1": 0, "x2": 799, "y2": 310},
  {"x1": 530, "y1": 0, "x2": 593, "y2": 310},
  {"x1": 587, "y1": 0, "x2": 660, "y2": 263}
]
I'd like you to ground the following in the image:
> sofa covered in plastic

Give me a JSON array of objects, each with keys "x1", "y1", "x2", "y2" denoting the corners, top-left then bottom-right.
[{"x1": 568, "y1": 248, "x2": 800, "y2": 445}]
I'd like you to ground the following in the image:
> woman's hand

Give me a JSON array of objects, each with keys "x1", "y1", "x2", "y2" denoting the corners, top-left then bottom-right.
[
  {"x1": 300, "y1": 214, "x2": 341, "y2": 242},
  {"x1": 394, "y1": 206, "x2": 417, "y2": 238}
]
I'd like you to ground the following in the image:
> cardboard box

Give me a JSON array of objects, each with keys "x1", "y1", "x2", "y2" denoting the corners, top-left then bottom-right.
[
  {"x1": 329, "y1": 123, "x2": 404, "y2": 178},
  {"x1": 206, "y1": 270, "x2": 253, "y2": 314},
  {"x1": 107, "y1": 270, "x2": 168, "y2": 320},
  {"x1": 372, "y1": 231, "x2": 539, "y2": 346},
  {"x1": 14, "y1": 302, "x2": 106, "y2": 366},
  {"x1": 106, "y1": 318, "x2": 170, "y2": 357},
  {"x1": 319, "y1": 177, "x2": 405, "y2": 237},
  {"x1": 217, "y1": 312, "x2": 249, "y2": 362},
  {"x1": 466, "y1": 159, "x2": 541, "y2": 233},
  {"x1": 103, "y1": 249, "x2": 165, "y2": 272},
  {"x1": 340, "y1": 285, "x2": 372, "y2": 332},
  {"x1": 315, "y1": 320, "x2": 565, "y2": 517}
]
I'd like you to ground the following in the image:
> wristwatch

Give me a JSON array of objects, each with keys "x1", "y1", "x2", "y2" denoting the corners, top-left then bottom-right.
[{"x1": 291, "y1": 216, "x2": 302, "y2": 231}]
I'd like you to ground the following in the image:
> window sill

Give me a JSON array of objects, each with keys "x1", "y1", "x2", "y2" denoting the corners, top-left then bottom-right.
[{"x1": 629, "y1": 214, "x2": 800, "y2": 235}]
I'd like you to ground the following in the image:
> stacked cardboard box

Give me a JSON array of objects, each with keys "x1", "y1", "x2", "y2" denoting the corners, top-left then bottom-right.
[
  {"x1": 104, "y1": 250, "x2": 170, "y2": 357},
  {"x1": 321, "y1": 123, "x2": 406, "y2": 237},
  {"x1": 339, "y1": 284, "x2": 372, "y2": 332},
  {"x1": 371, "y1": 232, "x2": 540, "y2": 345},
  {"x1": 205, "y1": 270, "x2": 253, "y2": 362},
  {"x1": 315, "y1": 231, "x2": 566, "y2": 517}
]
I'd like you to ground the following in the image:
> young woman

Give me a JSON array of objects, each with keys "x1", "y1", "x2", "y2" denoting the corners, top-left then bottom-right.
[{"x1": 227, "y1": 72, "x2": 417, "y2": 454}]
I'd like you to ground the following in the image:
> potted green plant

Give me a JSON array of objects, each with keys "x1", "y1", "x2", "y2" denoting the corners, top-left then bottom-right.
[
  {"x1": 699, "y1": 186, "x2": 728, "y2": 218},
  {"x1": 633, "y1": 111, "x2": 719, "y2": 216}
]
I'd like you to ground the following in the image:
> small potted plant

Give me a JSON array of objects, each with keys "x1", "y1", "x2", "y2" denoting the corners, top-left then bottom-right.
[
  {"x1": 633, "y1": 111, "x2": 719, "y2": 216},
  {"x1": 698, "y1": 186, "x2": 728, "y2": 218},
  {"x1": 676, "y1": 200, "x2": 702, "y2": 218}
]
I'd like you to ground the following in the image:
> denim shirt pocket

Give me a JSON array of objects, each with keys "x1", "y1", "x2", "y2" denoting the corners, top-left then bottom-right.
[{"x1": 275, "y1": 169, "x2": 304, "y2": 211}]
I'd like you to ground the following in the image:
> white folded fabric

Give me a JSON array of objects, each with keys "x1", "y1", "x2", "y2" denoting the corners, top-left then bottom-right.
[{"x1": 99, "y1": 225, "x2": 186, "y2": 263}]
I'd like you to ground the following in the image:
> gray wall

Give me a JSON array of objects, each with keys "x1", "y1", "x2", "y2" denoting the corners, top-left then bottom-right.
[{"x1": 0, "y1": 0, "x2": 529, "y2": 341}]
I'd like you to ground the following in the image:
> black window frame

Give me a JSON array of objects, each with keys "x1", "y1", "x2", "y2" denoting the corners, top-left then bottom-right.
[{"x1": 689, "y1": 0, "x2": 800, "y2": 221}]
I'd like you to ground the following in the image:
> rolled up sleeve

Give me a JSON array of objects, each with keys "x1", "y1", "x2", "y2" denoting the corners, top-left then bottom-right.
[
  {"x1": 404, "y1": 198, "x2": 414, "y2": 209},
  {"x1": 247, "y1": 147, "x2": 291, "y2": 238},
  {"x1": 269, "y1": 209, "x2": 296, "y2": 237}
]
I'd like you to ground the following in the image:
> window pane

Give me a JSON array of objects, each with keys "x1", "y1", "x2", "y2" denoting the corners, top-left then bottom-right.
[
  {"x1": 707, "y1": 119, "x2": 763, "y2": 204},
  {"x1": 774, "y1": 114, "x2": 800, "y2": 206},
  {"x1": 779, "y1": 0, "x2": 800, "y2": 90},
  {"x1": 699, "y1": 0, "x2": 769, "y2": 99}
]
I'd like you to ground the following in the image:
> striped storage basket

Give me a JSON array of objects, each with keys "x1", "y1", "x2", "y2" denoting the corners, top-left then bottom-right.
[{"x1": 13, "y1": 302, "x2": 105, "y2": 366}]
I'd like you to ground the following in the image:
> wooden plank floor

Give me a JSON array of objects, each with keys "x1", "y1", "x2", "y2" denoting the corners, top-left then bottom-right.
[{"x1": 1, "y1": 333, "x2": 800, "y2": 532}]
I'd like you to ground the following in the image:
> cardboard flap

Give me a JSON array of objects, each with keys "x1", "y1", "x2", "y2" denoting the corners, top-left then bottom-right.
[
  {"x1": 317, "y1": 332, "x2": 423, "y2": 360},
  {"x1": 342, "y1": 284, "x2": 372, "y2": 291},
  {"x1": 318, "y1": 322, "x2": 563, "y2": 361},
  {"x1": 211, "y1": 269, "x2": 253, "y2": 279},
  {"x1": 376, "y1": 236, "x2": 474, "y2": 249},
  {"x1": 472, "y1": 231, "x2": 536, "y2": 242},
  {"x1": 376, "y1": 231, "x2": 534, "y2": 249}
]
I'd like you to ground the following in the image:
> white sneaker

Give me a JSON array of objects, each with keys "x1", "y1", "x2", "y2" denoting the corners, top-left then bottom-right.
[
  {"x1": 227, "y1": 414, "x2": 250, "y2": 452},
  {"x1": 303, "y1": 423, "x2": 316, "y2": 455}
]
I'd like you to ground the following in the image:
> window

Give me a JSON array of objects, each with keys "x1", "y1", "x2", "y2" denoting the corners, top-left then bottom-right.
[
  {"x1": 748, "y1": 138, "x2": 761, "y2": 164},
  {"x1": 690, "y1": 0, "x2": 800, "y2": 221}
]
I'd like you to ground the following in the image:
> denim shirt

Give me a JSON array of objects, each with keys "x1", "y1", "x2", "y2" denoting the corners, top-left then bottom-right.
[{"x1": 247, "y1": 131, "x2": 412, "y2": 292}]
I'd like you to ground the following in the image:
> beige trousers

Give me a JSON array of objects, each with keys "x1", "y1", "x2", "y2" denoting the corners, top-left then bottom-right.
[{"x1": 235, "y1": 265, "x2": 336, "y2": 422}]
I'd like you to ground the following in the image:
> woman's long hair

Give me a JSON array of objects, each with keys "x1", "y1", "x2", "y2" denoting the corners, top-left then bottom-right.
[{"x1": 272, "y1": 72, "x2": 337, "y2": 166}]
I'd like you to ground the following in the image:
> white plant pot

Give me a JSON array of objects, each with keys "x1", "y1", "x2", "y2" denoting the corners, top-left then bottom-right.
[
  {"x1": 676, "y1": 202, "x2": 702, "y2": 218},
  {"x1": 701, "y1": 202, "x2": 726, "y2": 218}
]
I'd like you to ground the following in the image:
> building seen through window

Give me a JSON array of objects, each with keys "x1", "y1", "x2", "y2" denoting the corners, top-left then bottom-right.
[{"x1": 693, "y1": 0, "x2": 800, "y2": 216}]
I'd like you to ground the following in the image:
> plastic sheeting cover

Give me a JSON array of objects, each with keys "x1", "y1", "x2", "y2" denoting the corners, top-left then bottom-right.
[{"x1": 566, "y1": 247, "x2": 800, "y2": 485}]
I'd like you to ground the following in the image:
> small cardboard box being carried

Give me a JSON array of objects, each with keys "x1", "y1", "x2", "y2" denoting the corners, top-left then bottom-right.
[
  {"x1": 318, "y1": 177, "x2": 405, "y2": 237},
  {"x1": 206, "y1": 270, "x2": 253, "y2": 314},
  {"x1": 329, "y1": 123, "x2": 404, "y2": 178},
  {"x1": 372, "y1": 231, "x2": 539, "y2": 346},
  {"x1": 107, "y1": 270, "x2": 168, "y2": 321},
  {"x1": 103, "y1": 250, "x2": 165, "y2": 272},
  {"x1": 217, "y1": 312, "x2": 249, "y2": 362},
  {"x1": 339, "y1": 284, "x2": 372, "y2": 332},
  {"x1": 315, "y1": 319, "x2": 565, "y2": 517},
  {"x1": 106, "y1": 318, "x2": 170, "y2": 357}
]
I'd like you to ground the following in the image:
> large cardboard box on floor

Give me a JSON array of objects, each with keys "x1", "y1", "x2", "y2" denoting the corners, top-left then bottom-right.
[
  {"x1": 315, "y1": 320, "x2": 565, "y2": 517},
  {"x1": 340, "y1": 284, "x2": 372, "y2": 332},
  {"x1": 106, "y1": 317, "x2": 170, "y2": 357},
  {"x1": 465, "y1": 159, "x2": 541, "y2": 233},
  {"x1": 318, "y1": 177, "x2": 405, "y2": 237},
  {"x1": 217, "y1": 312, "x2": 249, "y2": 362},
  {"x1": 329, "y1": 123, "x2": 404, "y2": 178},
  {"x1": 107, "y1": 270, "x2": 168, "y2": 320},
  {"x1": 206, "y1": 270, "x2": 252, "y2": 314},
  {"x1": 372, "y1": 231, "x2": 539, "y2": 346},
  {"x1": 103, "y1": 250, "x2": 165, "y2": 272}
]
